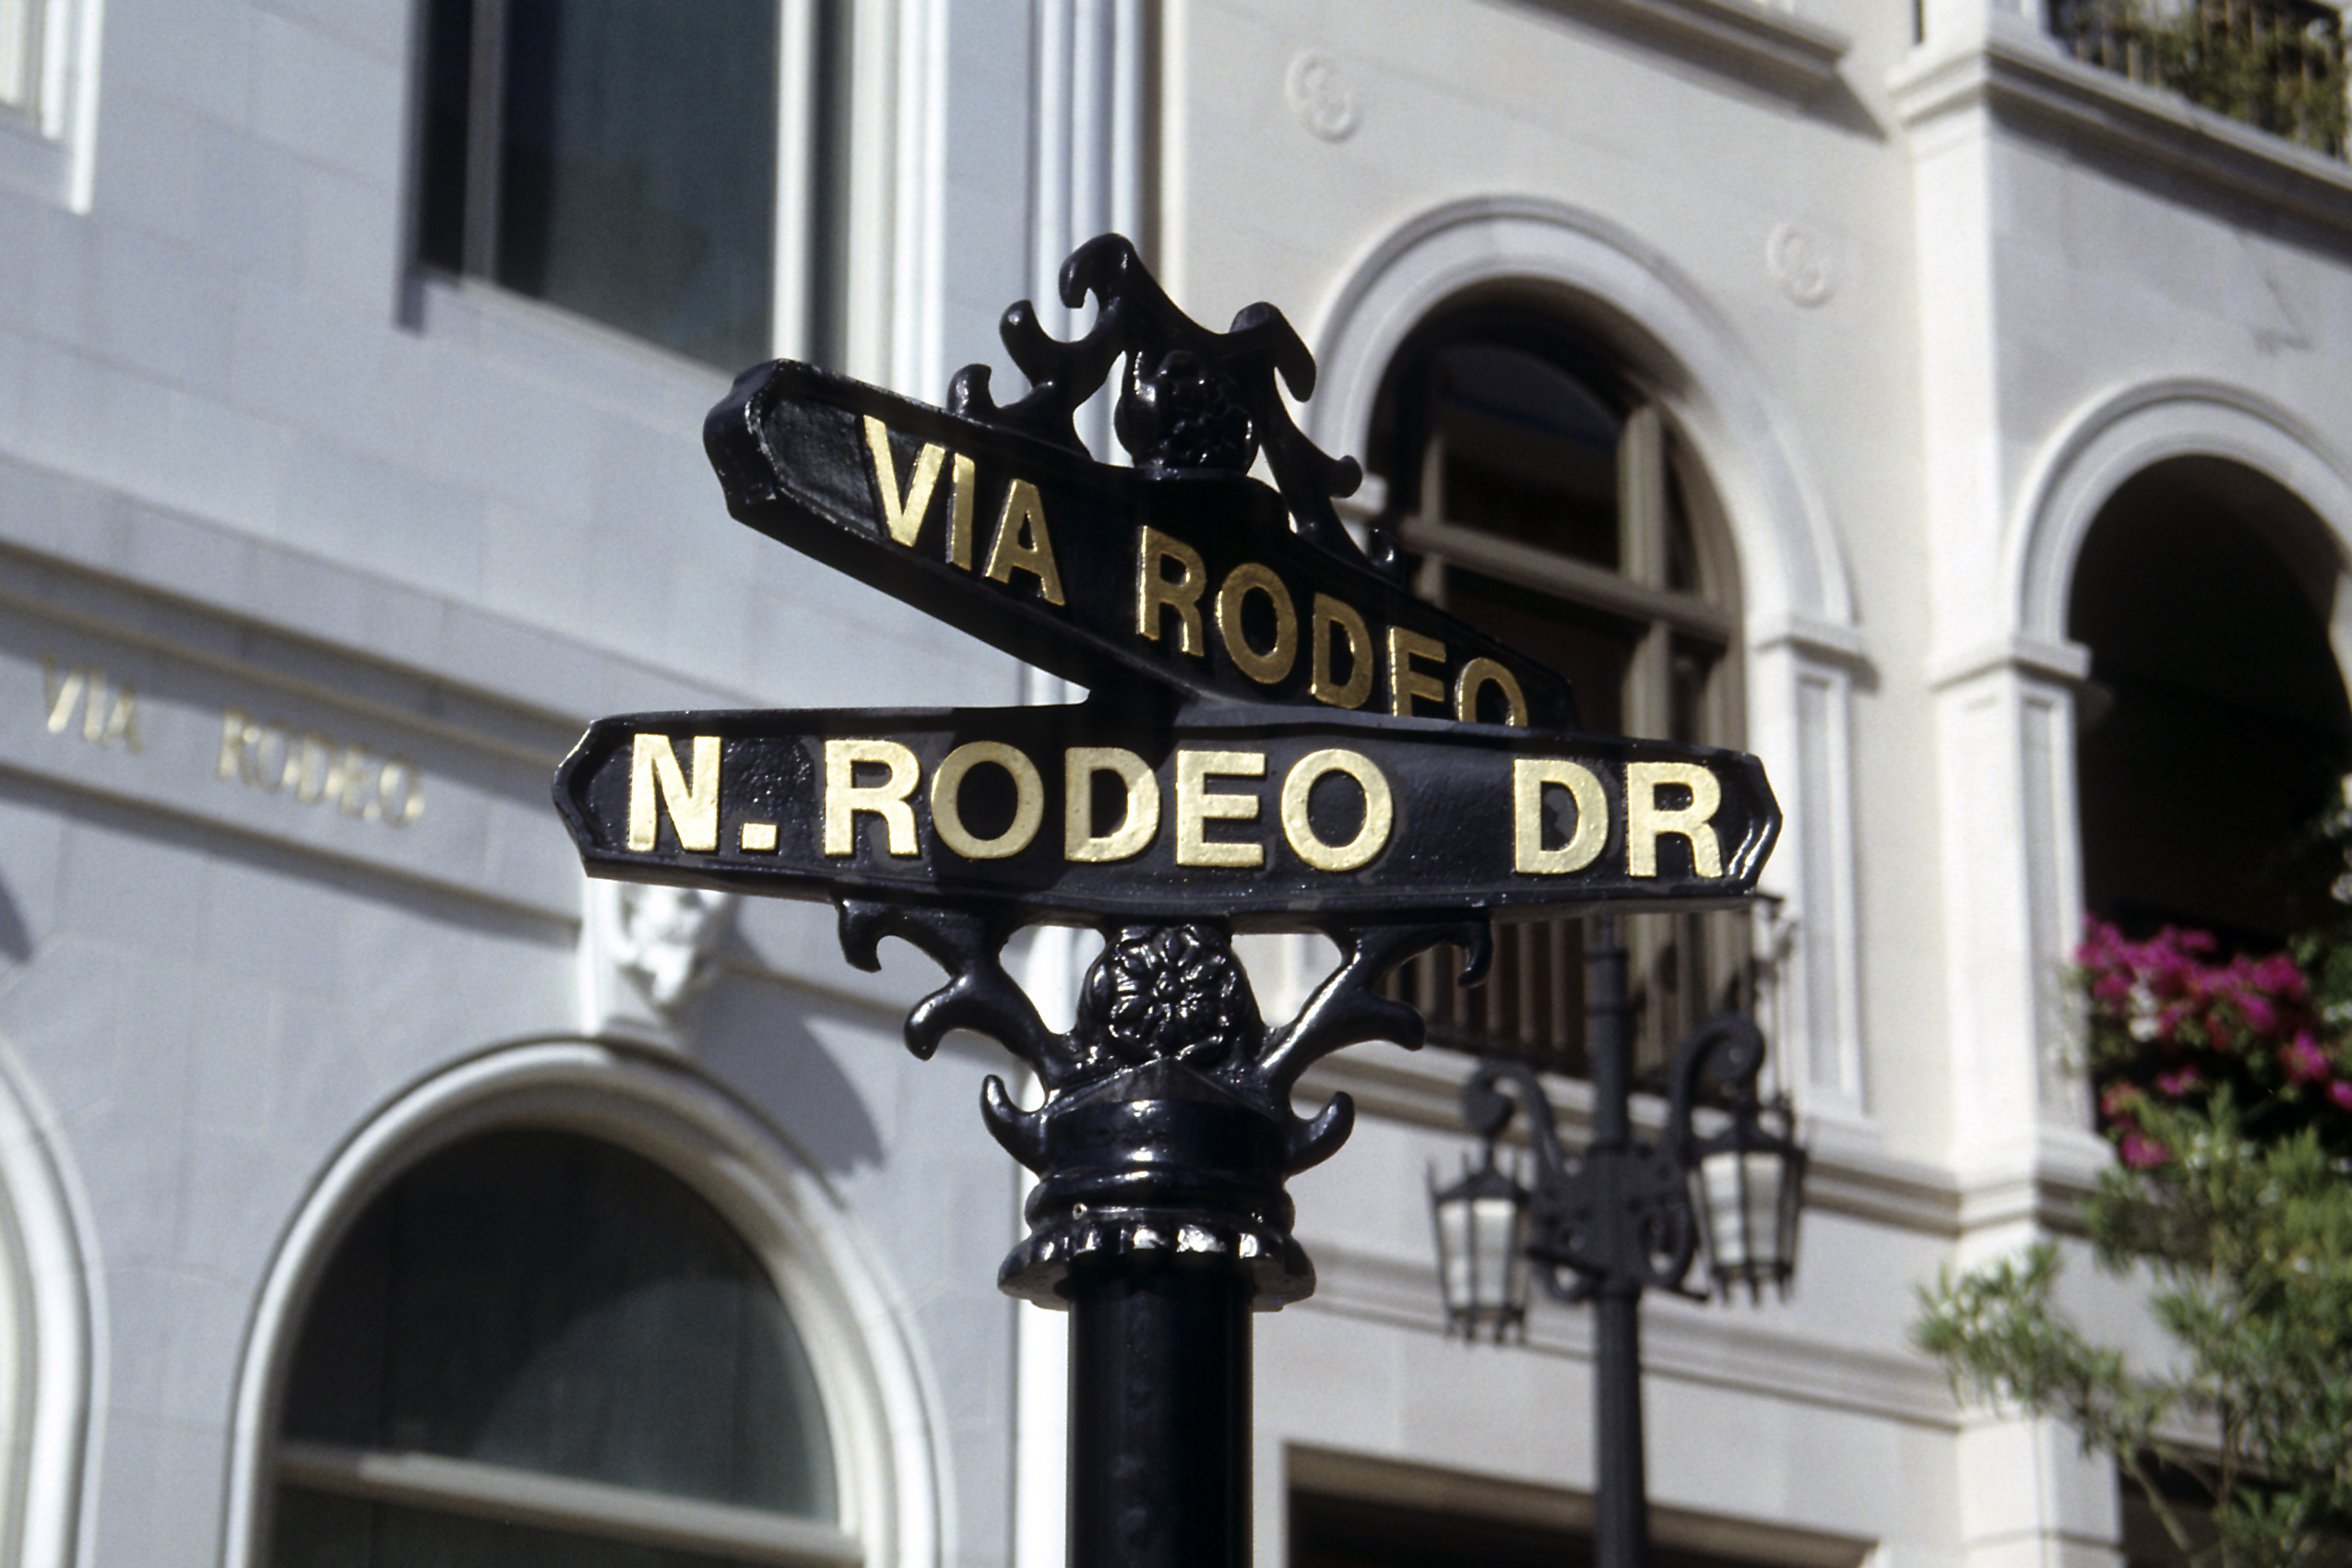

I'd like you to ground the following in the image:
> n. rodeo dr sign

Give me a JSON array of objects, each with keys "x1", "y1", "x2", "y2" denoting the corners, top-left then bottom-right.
[{"x1": 555, "y1": 233, "x2": 1777, "y2": 928}]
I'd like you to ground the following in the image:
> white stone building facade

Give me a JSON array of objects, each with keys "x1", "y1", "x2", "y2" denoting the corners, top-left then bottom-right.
[{"x1": 0, "y1": 1, "x2": 2345, "y2": 1566}]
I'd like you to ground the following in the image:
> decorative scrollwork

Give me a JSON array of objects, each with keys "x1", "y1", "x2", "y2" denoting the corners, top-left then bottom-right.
[
  {"x1": 1461, "y1": 1058, "x2": 1706, "y2": 1304},
  {"x1": 837, "y1": 898, "x2": 1489, "y2": 1307},
  {"x1": 946, "y1": 234, "x2": 1399, "y2": 578}
]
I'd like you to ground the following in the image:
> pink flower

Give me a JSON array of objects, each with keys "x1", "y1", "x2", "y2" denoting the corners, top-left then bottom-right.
[
  {"x1": 2331, "y1": 1079, "x2": 2352, "y2": 1113},
  {"x1": 2155, "y1": 1066, "x2": 2201, "y2": 1097},
  {"x1": 2236, "y1": 992, "x2": 2281, "y2": 1035},
  {"x1": 2251, "y1": 954, "x2": 2307, "y2": 999},
  {"x1": 2282, "y1": 1033, "x2": 2331, "y2": 1085},
  {"x1": 2119, "y1": 1132, "x2": 2170, "y2": 1169}
]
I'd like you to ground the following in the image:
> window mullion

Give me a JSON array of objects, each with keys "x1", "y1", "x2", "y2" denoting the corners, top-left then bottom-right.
[
  {"x1": 1617, "y1": 404, "x2": 1669, "y2": 592},
  {"x1": 462, "y1": 0, "x2": 509, "y2": 281},
  {"x1": 0, "y1": 0, "x2": 42, "y2": 119}
]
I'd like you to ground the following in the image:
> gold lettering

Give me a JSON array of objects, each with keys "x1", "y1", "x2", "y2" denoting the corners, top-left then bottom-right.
[
  {"x1": 983, "y1": 480, "x2": 1065, "y2": 604},
  {"x1": 374, "y1": 758, "x2": 426, "y2": 826},
  {"x1": 1388, "y1": 627, "x2": 1445, "y2": 718},
  {"x1": 214, "y1": 707, "x2": 421, "y2": 827},
  {"x1": 1310, "y1": 595, "x2": 1373, "y2": 709},
  {"x1": 863, "y1": 416, "x2": 947, "y2": 548},
  {"x1": 1515, "y1": 759, "x2": 1608, "y2": 874},
  {"x1": 1215, "y1": 562, "x2": 1298, "y2": 684},
  {"x1": 824, "y1": 739, "x2": 921, "y2": 857},
  {"x1": 248, "y1": 723, "x2": 290, "y2": 792},
  {"x1": 1455, "y1": 658, "x2": 1528, "y2": 728},
  {"x1": 219, "y1": 709, "x2": 250, "y2": 780},
  {"x1": 326, "y1": 744, "x2": 370, "y2": 814},
  {"x1": 1173, "y1": 749, "x2": 1265, "y2": 868},
  {"x1": 41, "y1": 658, "x2": 84, "y2": 735},
  {"x1": 1064, "y1": 746, "x2": 1158, "y2": 862},
  {"x1": 1626, "y1": 761, "x2": 1723, "y2": 877},
  {"x1": 628, "y1": 734, "x2": 721, "y2": 853},
  {"x1": 740, "y1": 821, "x2": 778, "y2": 852},
  {"x1": 949, "y1": 452, "x2": 978, "y2": 569},
  {"x1": 42, "y1": 658, "x2": 139, "y2": 752},
  {"x1": 291, "y1": 731, "x2": 335, "y2": 802},
  {"x1": 1137, "y1": 527, "x2": 1207, "y2": 655},
  {"x1": 931, "y1": 741, "x2": 1045, "y2": 861},
  {"x1": 1279, "y1": 749, "x2": 1393, "y2": 873}
]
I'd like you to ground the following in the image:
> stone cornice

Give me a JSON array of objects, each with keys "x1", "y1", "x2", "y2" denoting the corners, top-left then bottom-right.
[
  {"x1": 1526, "y1": 0, "x2": 1851, "y2": 100},
  {"x1": 1892, "y1": 24, "x2": 2352, "y2": 240}
]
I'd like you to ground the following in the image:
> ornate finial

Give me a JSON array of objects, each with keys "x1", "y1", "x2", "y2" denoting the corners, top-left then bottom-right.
[{"x1": 946, "y1": 235, "x2": 1399, "y2": 578}]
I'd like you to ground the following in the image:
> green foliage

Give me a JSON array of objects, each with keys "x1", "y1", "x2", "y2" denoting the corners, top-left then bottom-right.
[
  {"x1": 1919, "y1": 841, "x2": 2352, "y2": 1568},
  {"x1": 1918, "y1": 1095, "x2": 2352, "y2": 1568},
  {"x1": 2057, "y1": 0, "x2": 2350, "y2": 157}
]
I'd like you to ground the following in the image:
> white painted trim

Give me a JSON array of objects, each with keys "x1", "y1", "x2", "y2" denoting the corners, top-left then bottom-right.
[
  {"x1": 878, "y1": 0, "x2": 949, "y2": 398},
  {"x1": 0, "y1": 0, "x2": 100, "y2": 213},
  {"x1": 220, "y1": 1039, "x2": 945, "y2": 1568},
  {"x1": 0, "y1": 1036, "x2": 95, "y2": 1568},
  {"x1": 840, "y1": 0, "x2": 906, "y2": 388},
  {"x1": 773, "y1": 0, "x2": 822, "y2": 365},
  {"x1": 1305, "y1": 195, "x2": 1856, "y2": 636}
]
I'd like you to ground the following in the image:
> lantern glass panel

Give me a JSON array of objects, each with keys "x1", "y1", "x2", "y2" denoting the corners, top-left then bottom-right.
[
  {"x1": 1692, "y1": 1148, "x2": 1790, "y2": 1289},
  {"x1": 1432, "y1": 1170, "x2": 1529, "y2": 1334}
]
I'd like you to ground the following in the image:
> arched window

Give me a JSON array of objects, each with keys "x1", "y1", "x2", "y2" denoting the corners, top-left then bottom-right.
[
  {"x1": 2070, "y1": 457, "x2": 2352, "y2": 945},
  {"x1": 267, "y1": 1127, "x2": 849, "y2": 1568},
  {"x1": 1371, "y1": 303, "x2": 1751, "y2": 1079}
]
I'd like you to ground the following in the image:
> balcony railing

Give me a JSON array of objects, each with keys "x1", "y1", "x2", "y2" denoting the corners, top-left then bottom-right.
[{"x1": 2051, "y1": 0, "x2": 2349, "y2": 155}]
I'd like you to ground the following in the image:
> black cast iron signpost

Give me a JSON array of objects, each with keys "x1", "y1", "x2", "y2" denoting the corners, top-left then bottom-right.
[{"x1": 553, "y1": 236, "x2": 1781, "y2": 1568}]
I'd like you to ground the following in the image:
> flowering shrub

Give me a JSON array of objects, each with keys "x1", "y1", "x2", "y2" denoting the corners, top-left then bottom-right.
[
  {"x1": 2076, "y1": 919, "x2": 2352, "y2": 1163},
  {"x1": 1916, "y1": 918, "x2": 2352, "y2": 1567}
]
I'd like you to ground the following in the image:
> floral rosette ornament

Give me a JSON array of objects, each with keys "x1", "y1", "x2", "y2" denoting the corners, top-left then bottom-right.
[
  {"x1": 2076, "y1": 917, "x2": 2352, "y2": 1166},
  {"x1": 1078, "y1": 923, "x2": 1264, "y2": 1071}
]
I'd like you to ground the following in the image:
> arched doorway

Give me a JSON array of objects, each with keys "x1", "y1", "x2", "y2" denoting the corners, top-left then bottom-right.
[{"x1": 2068, "y1": 456, "x2": 2352, "y2": 945}]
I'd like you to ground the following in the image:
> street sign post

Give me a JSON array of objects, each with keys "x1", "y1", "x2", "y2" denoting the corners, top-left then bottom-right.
[{"x1": 554, "y1": 234, "x2": 1781, "y2": 1568}]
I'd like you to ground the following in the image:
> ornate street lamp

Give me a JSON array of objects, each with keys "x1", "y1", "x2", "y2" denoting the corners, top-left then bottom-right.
[{"x1": 1429, "y1": 919, "x2": 1805, "y2": 1568}]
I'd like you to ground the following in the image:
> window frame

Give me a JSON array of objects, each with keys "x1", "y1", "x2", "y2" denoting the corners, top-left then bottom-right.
[
  {"x1": 274, "y1": 1441, "x2": 863, "y2": 1567},
  {"x1": 266, "y1": 1123, "x2": 857, "y2": 1568},
  {"x1": 1371, "y1": 312, "x2": 1755, "y2": 1081},
  {"x1": 412, "y1": 0, "x2": 846, "y2": 371},
  {"x1": 0, "y1": 0, "x2": 100, "y2": 210},
  {"x1": 229, "y1": 1042, "x2": 936, "y2": 1568}
]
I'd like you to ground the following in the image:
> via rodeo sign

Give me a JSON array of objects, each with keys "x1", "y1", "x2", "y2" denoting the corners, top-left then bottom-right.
[{"x1": 554, "y1": 236, "x2": 1778, "y2": 936}]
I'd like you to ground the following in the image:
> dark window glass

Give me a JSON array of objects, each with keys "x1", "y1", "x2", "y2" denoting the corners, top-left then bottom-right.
[
  {"x1": 1369, "y1": 310, "x2": 1748, "y2": 1081},
  {"x1": 418, "y1": 0, "x2": 788, "y2": 371},
  {"x1": 1291, "y1": 1490, "x2": 1795, "y2": 1568},
  {"x1": 2070, "y1": 457, "x2": 2352, "y2": 946},
  {"x1": 277, "y1": 1128, "x2": 835, "y2": 1537},
  {"x1": 272, "y1": 1491, "x2": 773, "y2": 1568}
]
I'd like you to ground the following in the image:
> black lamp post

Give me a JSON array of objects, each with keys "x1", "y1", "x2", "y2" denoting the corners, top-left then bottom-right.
[
  {"x1": 560, "y1": 233, "x2": 1789, "y2": 1568},
  {"x1": 1429, "y1": 919, "x2": 1805, "y2": 1568}
]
